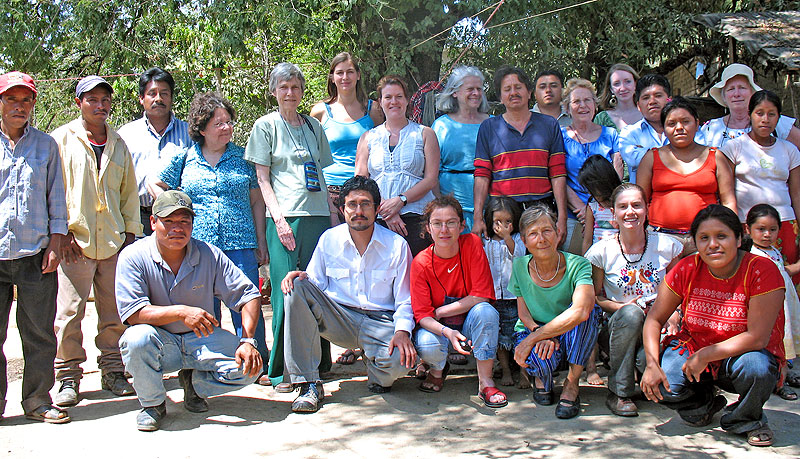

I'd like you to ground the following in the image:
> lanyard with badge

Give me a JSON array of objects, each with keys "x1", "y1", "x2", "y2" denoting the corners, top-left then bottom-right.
[{"x1": 281, "y1": 114, "x2": 321, "y2": 192}]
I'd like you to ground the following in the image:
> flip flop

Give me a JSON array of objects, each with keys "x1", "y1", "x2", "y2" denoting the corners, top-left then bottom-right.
[
  {"x1": 25, "y1": 404, "x2": 70, "y2": 424},
  {"x1": 747, "y1": 425, "x2": 774, "y2": 447},
  {"x1": 335, "y1": 349, "x2": 361, "y2": 365},
  {"x1": 479, "y1": 386, "x2": 508, "y2": 408},
  {"x1": 419, "y1": 362, "x2": 450, "y2": 393}
]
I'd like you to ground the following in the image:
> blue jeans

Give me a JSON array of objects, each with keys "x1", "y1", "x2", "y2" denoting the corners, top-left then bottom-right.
[
  {"x1": 514, "y1": 306, "x2": 601, "y2": 392},
  {"x1": 659, "y1": 342, "x2": 779, "y2": 433},
  {"x1": 415, "y1": 302, "x2": 499, "y2": 370},
  {"x1": 119, "y1": 324, "x2": 260, "y2": 407},
  {"x1": 213, "y1": 249, "x2": 269, "y2": 365}
]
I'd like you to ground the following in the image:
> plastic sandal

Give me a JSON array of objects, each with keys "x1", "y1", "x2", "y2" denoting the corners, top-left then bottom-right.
[
  {"x1": 25, "y1": 405, "x2": 70, "y2": 424},
  {"x1": 479, "y1": 386, "x2": 508, "y2": 408}
]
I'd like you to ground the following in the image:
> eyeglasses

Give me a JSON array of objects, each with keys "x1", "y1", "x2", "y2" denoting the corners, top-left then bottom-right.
[
  {"x1": 429, "y1": 220, "x2": 460, "y2": 230},
  {"x1": 212, "y1": 120, "x2": 236, "y2": 129},
  {"x1": 344, "y1": 201, "x2": 374, "y2": 211}
]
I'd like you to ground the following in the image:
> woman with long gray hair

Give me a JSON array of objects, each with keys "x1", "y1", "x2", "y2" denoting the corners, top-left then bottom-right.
[{"x1": 432, "y1": 66, "x2": 490, "y2": 231}]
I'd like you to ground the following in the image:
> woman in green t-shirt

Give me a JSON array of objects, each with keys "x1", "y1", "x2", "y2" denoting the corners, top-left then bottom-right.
[{"x1": 510, "y1": 204, "x2": 600, "y2": 419}]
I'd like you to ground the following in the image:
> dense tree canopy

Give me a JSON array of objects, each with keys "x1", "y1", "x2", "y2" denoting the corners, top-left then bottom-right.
[{"x1": 1, "y1": 0, "x2": 796, "y2": 143}]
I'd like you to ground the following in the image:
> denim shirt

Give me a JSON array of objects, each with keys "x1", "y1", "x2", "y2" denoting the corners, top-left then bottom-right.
[
  {"x1": 160, "y1": 143, "x2": 259, "y2": 251},
  {"x1": 0, "y1": 124, "x2": 68, "y2": 259}
]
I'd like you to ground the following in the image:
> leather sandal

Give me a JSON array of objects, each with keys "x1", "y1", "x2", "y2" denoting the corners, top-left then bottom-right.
[
  {"x1": 25, "y1": 404, "x2": 70, "y2": 424},
  {"x1": 746, "y1": 425, "x2": 774, "y2": 447},
  {"x1": 419, "y1": 362, "x2": 449, "y2": 393}
]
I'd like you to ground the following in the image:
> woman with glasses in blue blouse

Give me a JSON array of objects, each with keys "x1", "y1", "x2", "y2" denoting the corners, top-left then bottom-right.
[{"x1": 149, "y1": 92, "x2": 270, "y2": 382}]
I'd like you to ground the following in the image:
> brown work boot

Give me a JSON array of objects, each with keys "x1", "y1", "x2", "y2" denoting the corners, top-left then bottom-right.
[{"x1": 606, "y1": 392, "x2": 638, "y2": 417}]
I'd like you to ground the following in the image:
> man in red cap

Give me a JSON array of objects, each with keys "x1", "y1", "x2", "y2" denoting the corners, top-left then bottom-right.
[
  {"x1": 0, "y1": 71, "x2": 70, "y2": 423},
  {"x1": 50, "y1": 76, "x2": 143, "y2": 407}
]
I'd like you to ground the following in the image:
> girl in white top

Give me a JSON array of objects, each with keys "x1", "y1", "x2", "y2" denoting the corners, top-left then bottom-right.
[
  {"x1": 481, "y1": 196, "x2": 525, "y2": 387},
  {"x1": 355, "y1": 75, "x2": 440, "y2": 255},
  {"x1": 721, "y1": 90, "x2": 800, "y2": 286},
  {"x1": 745, "y1": 204, "x2": 800, "y2": 400}
]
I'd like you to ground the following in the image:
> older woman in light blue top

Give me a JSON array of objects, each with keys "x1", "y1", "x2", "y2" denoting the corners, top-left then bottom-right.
[
  {"x1": 150, "y1": 92, "x2": 270, "y2": 373},
  {"x1": 561, "y1": 78, "x2": 622, "y2": 252},
  {"x1": 431, "y1": 66, "x2": 490, "y2": 232},
  {"x1": 355, "y1": 74, "x2": 440, "y2": 256}
]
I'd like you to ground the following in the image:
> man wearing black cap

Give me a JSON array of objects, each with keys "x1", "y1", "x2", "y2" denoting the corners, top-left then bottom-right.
[
  {"x1": 115, "y1": 190, "x2": 262, "y2": 431},
  {"x1": 0, "y1": 71, "x2": 70, "y2": 423},
  {"x1": 50, "y1": 75, "x2": 143, "y2": 407}
]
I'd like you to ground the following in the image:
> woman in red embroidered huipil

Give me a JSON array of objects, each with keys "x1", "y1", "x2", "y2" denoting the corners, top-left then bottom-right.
[{"x1": 640, "y1": 205, "x2": 785, "y2": 447}]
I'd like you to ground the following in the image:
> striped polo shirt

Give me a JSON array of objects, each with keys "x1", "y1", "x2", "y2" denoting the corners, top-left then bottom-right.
[{"x1": 474, "y1": 113, "x2": 566, "y2": 202}]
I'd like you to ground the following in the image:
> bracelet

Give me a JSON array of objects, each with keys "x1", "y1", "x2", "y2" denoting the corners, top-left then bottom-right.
[{"x1": 441, "y1": 325, "x2": 450, "y2": 336}]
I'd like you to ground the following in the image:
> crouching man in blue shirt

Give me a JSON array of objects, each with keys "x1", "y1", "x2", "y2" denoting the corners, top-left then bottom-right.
[{"x1": 115, "y1": 190, "x2": 263, "y2": 431}]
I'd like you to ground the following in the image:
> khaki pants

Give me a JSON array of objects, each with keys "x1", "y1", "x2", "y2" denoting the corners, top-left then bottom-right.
[{"x1": 54, "y1": 252, "x2": 125, "y2": 381}]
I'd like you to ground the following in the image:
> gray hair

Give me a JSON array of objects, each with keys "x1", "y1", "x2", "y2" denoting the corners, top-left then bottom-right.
[
  {"x1": 436, "y1": 66, "x2": 489, "y2": 114},
  {"x1": 269, "y1": 62, "x2": 306, "y2": 94},
  {"x1": 519, "y1": 204, "x2": 557, "y2": 235}
]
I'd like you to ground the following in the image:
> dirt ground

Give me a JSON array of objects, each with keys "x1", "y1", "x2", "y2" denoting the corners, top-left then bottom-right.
[{"x1": 1, "y1": 300, "x2": 799, "y2": 458}]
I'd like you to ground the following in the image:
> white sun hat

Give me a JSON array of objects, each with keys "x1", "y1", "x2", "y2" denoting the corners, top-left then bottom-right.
[{"x1": 709, "y1": 63, "x2": 763, "y2": 107}]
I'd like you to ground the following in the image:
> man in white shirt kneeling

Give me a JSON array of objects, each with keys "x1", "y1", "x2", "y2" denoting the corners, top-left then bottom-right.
[{"x1": 281, "y1": 175, "x2": 417, "y2": 413}]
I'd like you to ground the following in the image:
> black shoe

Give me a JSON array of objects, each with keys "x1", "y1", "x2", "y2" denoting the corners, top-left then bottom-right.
[
  {"x1": 533, "y1": 388, "x2": 554, "y2": 406},
  {"x1": 291, "y1": 382, "x2": 324, "y2": 413},
  {"x1": 683, "y1": 395, "x2": 727, "y2": 427},
  {"x1": 178, "y1": 369, "x2": 208, "y2": 413},
  {"x1": 101, "y1": 371, "x2": 135, "y2": 396},
  {"x1": 555, "y1": 396, "x2": 581, "y2": 419},
  {"x1": 367, "y1": 383, "x2": 391, "y2": 394},
  {"x1": 137, "y1": 402, "x2": 166, "y2": 431}
]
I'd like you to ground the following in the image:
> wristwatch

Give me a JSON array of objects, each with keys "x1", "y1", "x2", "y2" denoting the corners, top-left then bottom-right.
[
  {"x1": 239, "y1": 337, "x2": 257, "y2": 348},
  {"x1": 399, "y1": 194, "x2": 408, "y2": 206}
]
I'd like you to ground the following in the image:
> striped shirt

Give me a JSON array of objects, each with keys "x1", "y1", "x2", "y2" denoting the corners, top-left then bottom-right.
[
  {"x1": 474, "y1": 113, "x2": 566, "y2": 202},
  {"x1": 0, "y1": 124, "x2": 69, "y2": 260},
  {"x1": 117, "y1": 114, "x2": 191, "y2": 207}
]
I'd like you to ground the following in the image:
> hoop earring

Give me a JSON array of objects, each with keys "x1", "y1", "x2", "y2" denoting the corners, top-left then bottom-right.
[{"x1": 610, "y1": 94, "x2": 617, "y2": 107}]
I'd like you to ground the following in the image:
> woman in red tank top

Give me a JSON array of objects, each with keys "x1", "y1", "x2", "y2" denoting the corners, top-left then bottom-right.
[{"x1": 636, "y1": 97, "x2": 736, "y2": 254}]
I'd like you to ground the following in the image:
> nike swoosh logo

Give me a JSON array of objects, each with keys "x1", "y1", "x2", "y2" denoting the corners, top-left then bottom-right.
[{"x1": 447, "y1": 264, "x2": 458, "y2": 273}]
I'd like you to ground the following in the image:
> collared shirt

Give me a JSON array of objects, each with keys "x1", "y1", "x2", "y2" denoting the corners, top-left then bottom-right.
[
  {"x1": 532, "y1": 103, "x2": 572, "y2": 127},
  {"x1": 474, "y1": 113, "x2": 567, "y2": 203},
  {"x1": 160, "y1": 143, "x2": 258, "y2": 251},
  {"x1": 51, "y1": 118, "x2": 143, "y2": 260},
  {"x1": 619, "y1": 119, "x2": 669, "y2": 184},
  {"x1": 0, "y1": 124, "x2": 68, "y2": 260},
  {"x1": 115, "y1": 236, "x2": 261, "y2": 334},
  {"x1": 117, "y1": 114, "x2": 191, "y2": 207},
  {"x1": 305, "y1": 223, "x2": 414, "y2": 334}
]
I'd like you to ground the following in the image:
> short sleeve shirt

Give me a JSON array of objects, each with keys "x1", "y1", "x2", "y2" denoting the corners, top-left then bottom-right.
[
  {"x1": 664, "y1": 252, "x2": 785, "y2": 373},
  {"x1": 509, "y1": 252, "x2": 593, "y2": 328},
  {"x1": 585, "y1": 231, "x2": 682, "y2": 305},
  {"x1": 160, "y1": 143, "x2": 259, "y2": 250},
  {"x1": 411, "y1": 233, "x2": 495, "y2": 327},
  {"x1": 115, "y1": 236, "x2": 261, "y2": 334},
  {"x1": 244, "y1": 112, "x2": 332, "y2": 217},
  {"x1": 720, "y1": 134, "x2": 800, "y2": 222},
  {"x1": 474, "y1": 114, "x2": 567, "y2": 203}
]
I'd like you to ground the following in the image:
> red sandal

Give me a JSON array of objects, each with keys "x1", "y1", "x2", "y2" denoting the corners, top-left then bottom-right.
[{"x1": 479, "y1": 386, "x2": 508, "y2": 408}]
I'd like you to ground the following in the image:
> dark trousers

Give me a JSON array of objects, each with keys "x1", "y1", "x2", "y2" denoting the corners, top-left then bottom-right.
[
  {"x1": 0, "y1": 251, "x2": 58, "y2": 415},
  {"x1": 140, "y1": 207, "x2": 153, "y2": 236}
]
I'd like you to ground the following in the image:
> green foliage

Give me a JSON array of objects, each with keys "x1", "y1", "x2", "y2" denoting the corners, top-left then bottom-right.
[{"x1": 2, "y1": 0, "x2": 799, "y2": 142}]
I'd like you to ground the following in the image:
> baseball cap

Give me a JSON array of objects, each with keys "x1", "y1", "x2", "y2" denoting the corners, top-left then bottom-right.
[
  {"x1": 0, "y1": 71, "x2": 37, "y2": 96},
  {"x1": 152, "y1": 190, "x2": 195, "y2": 218},
  {"x1": 75, "y1": 75, "x2": 113, "y2": 98}
]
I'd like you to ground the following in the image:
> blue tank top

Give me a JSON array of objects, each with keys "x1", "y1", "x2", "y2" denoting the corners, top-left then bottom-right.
[{"x1": 321, "y1": 100, "x2": 375, "y2": 186}]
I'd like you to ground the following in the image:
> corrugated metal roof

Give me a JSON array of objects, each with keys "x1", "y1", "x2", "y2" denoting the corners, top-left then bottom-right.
[{"x1": 695, "y1": 11, "x2": 800, "y2": 70}]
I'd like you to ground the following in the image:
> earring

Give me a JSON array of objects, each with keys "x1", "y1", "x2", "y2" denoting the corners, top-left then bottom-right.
[{"x1": 610, "y1": 94, "x2": 617, "y2": 107}]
